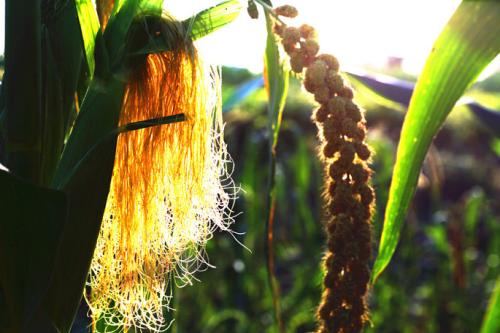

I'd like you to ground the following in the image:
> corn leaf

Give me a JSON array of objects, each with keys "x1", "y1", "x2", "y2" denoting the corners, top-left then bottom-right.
[
  {"x1": 3, "y1": 0, "x2": 42, "y2": 182},
  {"x1": 104, "y1": 0, "x2": 163, "y2": 65},
  {"x1": 44, "y1": 78, "x2": 124, "y2": 332},
  {"x1": 53, "y1": 78, "x2": 124, "y2": 188},
  {"x1": 40, "y1": 29, "x2": 65, "y2": 186},
  {"x1": 481, "y1": 277, "x2": 500, "y2": 333},
  {"x1": 44, "y1": 134, "x2": 118, "y2": 333},
  {"x1": 45, "y1": 1, "x2": 85, "y2": 140},
  {"x1": 0, "y1": 170, "x2": 67, "y2": 332},
  {"x1": 75, "y1": 0, "x2": 101, "y2": 78},
  {"x1": 184, "y1": 0, "x2": 242, "y2": 41},
  {"x1": 372, "y1": 0, "x2": 500, "y2": 283},
  {"x1": 132, "y1": 0, "x2": 242, "y2": 56}
]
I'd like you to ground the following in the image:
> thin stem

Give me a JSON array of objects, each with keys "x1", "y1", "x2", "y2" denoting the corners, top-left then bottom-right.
[{"x1": 254, "y1": 0, "x2": 286, "y2": 25}]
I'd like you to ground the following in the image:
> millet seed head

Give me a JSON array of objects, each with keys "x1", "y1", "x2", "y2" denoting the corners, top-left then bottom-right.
[
  {"x1": 306, "y1": 59, "x2": 329, "y2": 87},
  {"x1": 339, "y1": 86, "x2": 354, "y2": 99},
  {"x1": 353, "y1": 124, "x2": 366, "y2": 141},
  {"x1": 313, "y1": 105, "x2": 329, "y2": 123},
  {"x1": 323, "y1": 139, "x2": 342, "y2": 158},
  {"x1": 290, "y1": 51, "x2": 305, "y2": 73},
  {"x1": 317, "y1": 54, "x2": 340, "y2": 72},
  {"x1": 273, "y1": 23, "x2": 284, "y2": 36},
  {"x1": 345, "y1": 101, "x2": 362, "y2": 122},
  {"x1": 304, "y1": 39, "x2": 320, "y2": 57},
  {"x1": 341, "y1": 118, "x2": 358, "y2": 137},
  {"x1": 339, "y1": 142, "x2": 356, "y2": 165},
  {"x1": 304, "y1": 75, "x2": 317, "y2": 93},
  {"x1": 299, "y1": 24, "x2": 317, "y2": 40},
  {"x1": 326, "y1": 71, "x2": 345, "y2": 95},
  {"x1": 355, "y1": 142, "x2": 371, "y2": 161},
  {"x1": 328, "y1": 161, "x2": 344, "y2": 181},
  {"x1": 327, "y1": 96, "x2": 346, "y2": 118},
  {"x1": 274, "y1": 5, "x2": 299, "y2": 18},
  {"x1": 283, "y1": 26, "x2": 301, "y2": 45},
  {"x1": 351, "y1": 163, "x2": 370, "y2": 184},
  {"x1": 359, "y1": 184, "x2": 375, "y2": 206},
  {"x1": 283, "y1": 42, "x2": 297, "y2": 54},
  {"x1": 314, "y1": 86, "x2": 331, "y2": 104}
]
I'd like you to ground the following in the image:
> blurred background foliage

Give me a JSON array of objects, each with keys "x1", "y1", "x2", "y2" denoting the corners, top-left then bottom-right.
[{"x1": 166, "y1": 65, "x2": 500, "y2": 333}]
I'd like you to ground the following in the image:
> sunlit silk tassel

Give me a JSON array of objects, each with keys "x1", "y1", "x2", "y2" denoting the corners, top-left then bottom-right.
[
  {"x1": 86, "y1": 17, "x2": 236, "y2": 331},
  {"x1": 273, "y1": 5, "x2": 375, "y2": 333}
]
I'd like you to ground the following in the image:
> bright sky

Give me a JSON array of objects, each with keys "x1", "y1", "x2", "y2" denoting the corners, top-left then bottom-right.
[
  {"x1": 167, "y1": 0, "x2": 464, "y2": 74},
  {"x1": 0, "y1": 0, "x2": 498, "y2": 76}
]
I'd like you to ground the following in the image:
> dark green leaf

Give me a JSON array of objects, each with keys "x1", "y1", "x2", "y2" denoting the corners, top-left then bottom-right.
[
  {"x1": 44, "y1": 134, "x2": 117, "y2": 333},
  {"x1": 40, "y1": 28, "x2": 65, "y2": 186},
  {"x1": 52, "y1": 78, "x2": 125, "y2": 189},
  {"x1": 3, "y1": 0, "x2": 42, "y2": 182},
  {"x1": 104, "y1": 0, "x2": 163, "y2": 67},
  {"x1": 372, "y1": 1, "x2": 500, "y2": 283},
  {"x1": 0, "y1": 170, "x2": 67, "y2": 332},
  {"x1": 44, "y1": 1, "x2": 85, "y2": 151}
]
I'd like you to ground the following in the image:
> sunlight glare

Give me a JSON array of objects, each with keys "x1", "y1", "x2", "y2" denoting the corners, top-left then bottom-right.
[{"x1": 166, "y1": 0, "x2": 464, "y2": 75}]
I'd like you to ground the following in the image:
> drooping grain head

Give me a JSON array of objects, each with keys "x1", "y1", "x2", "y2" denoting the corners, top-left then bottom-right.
[{"x1": 273, "y1": 5, "x2": 375, "y2": 333}]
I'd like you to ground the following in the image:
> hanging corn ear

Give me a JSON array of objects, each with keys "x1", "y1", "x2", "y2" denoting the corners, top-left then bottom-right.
[
  {"x1": 265, "y1": 4, "x2": 375, "y2": 332},
  {"x1": 85, "y1": 16, "x2": 236, "y2": 331}
]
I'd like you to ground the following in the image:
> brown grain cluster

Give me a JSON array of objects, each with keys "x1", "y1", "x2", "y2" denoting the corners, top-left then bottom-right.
[{"x1": 273, "y1": 5, "x2": 375, "y2": 333}]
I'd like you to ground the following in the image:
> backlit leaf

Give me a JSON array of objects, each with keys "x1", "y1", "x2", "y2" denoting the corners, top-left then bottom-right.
[
  {"x1": 75, "y1": 0, "x2": 100, "y2": 78},
  {"x1": 372, "y1": 0, "x2": 500, "y2": 283}
]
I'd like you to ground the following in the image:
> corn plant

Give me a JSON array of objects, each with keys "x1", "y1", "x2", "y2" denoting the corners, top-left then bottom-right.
[{"x1": 0, "y1": 0, "x2": 241, "y2": 331}]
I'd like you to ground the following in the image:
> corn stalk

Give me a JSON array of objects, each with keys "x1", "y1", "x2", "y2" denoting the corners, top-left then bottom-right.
[{"x1": 0, "y1": 1, "x2": 241, "y2": 332}]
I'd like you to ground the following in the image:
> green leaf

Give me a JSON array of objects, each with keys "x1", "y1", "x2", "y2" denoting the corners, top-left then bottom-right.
[
  {"x1": 372, "y1": 1, "x2": 500, "y2": 283},
  {"x1": 40, "y1": 28, "x2": 65, "y2": 186},
  {"x1": 104, "y1": 0, "x2": 159, "y2": 66},
  {"x1": 44, "y1": 133, "x2": 118, "y2": 333},
  {"x1": 3, "y1": 0, "x2": 42, "y2": 182},
  {"x1": 44, "y1": 1, "x2": 85, "y2": 152},
  {"x1": 264, "y1": 13, "x2": 289, "y2": 148},
  {"x1": 184, "y1": 0, "x2": 243, "y2": 41},
  {"x1": 129, "y1": 0, "x2": 242, "y2": 58},
  {"x1": 0, "y1": 170, "x2": 67, "y2": 332},
  {"x1": 75, "y1": 0, "x2": 101, "y2": 78},
  {"x1": 481, "y1": 277, "x2": 500, "y2": 333},
  {"x1": 52, "y1": 78, "x2": 125, "y2": 189}
]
